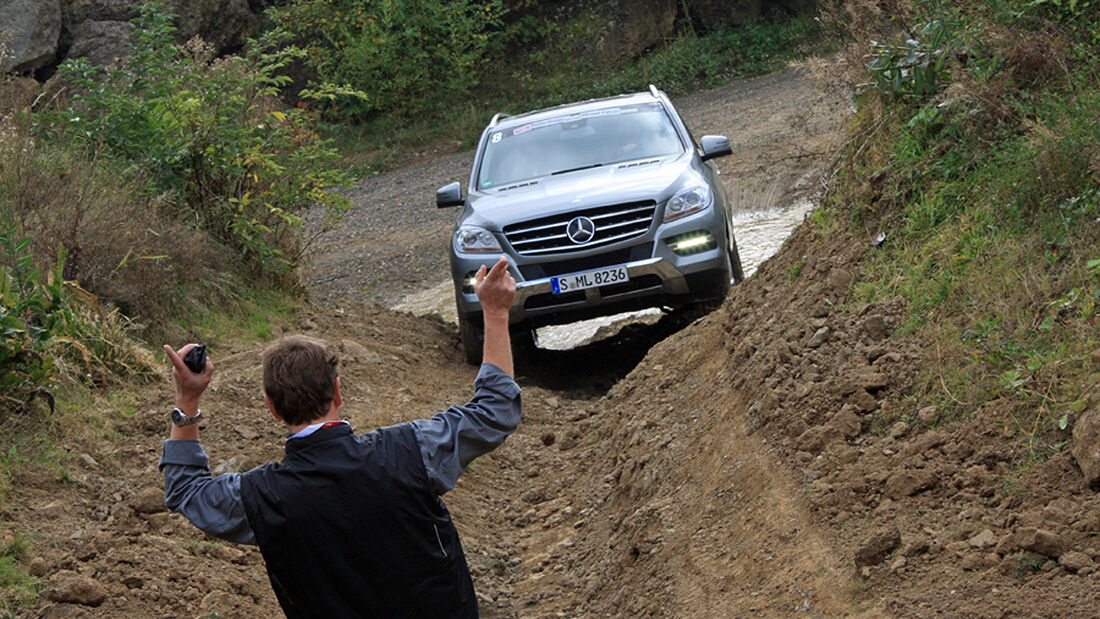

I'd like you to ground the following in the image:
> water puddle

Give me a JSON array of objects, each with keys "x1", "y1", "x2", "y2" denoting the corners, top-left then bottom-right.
[{"x1": 393, "y1": 199, "x2": 814, "y2": 350}]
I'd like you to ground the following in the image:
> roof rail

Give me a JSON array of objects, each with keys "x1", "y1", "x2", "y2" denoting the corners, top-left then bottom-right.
[
  {"x1": 489, "y1": 112, "x2": 511, "y2": 128},
  {"x1": 648, "y1": 84, "x2": 660, "y2": 98}
]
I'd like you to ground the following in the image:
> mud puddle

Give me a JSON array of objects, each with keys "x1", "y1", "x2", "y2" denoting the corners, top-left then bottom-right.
[{"x1": 393, "y1": 200, "x2": 814, "y2": 349}]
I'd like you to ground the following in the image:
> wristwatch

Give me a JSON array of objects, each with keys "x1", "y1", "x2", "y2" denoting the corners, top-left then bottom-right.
[{"x1": 170, "y1": 407, "x2": 202, "y2": 426}]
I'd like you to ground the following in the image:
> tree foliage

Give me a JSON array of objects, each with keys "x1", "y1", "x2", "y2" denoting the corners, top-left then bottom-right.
[{"x1": 272, "y1": 0, "x2": 505, "y2": 120}]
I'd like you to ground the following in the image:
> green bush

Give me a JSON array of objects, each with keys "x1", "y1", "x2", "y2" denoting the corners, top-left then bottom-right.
[
  {"x1": 272, "y1": 0, "x2": 505, "y2": 120},
  {"x1": 45, "y1": 1, "x2": 353, "y2": 276},
  {"x1": 0, "y1": 227, "x2": 155, "y2": 418}
]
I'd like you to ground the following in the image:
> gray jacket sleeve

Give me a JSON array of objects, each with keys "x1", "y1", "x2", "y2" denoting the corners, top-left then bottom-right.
[
  {"x1": 411, "y1": 362, "x2": 522, "y2": 494},
  {"x1": 159, "y1": 440, "x2": 256, "y2": 545}
]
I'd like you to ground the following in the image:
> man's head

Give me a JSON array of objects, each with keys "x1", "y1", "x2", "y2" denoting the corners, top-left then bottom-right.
[{"x1": 262, "y1": 335, "x2": 339, "y2": 426}]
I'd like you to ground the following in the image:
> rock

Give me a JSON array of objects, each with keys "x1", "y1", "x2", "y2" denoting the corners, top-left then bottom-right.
[
  {"x1": 862, "y1": 315, "x2": 888, "y2": 341},
  {"x1": 62, "y1": 0, "x2": 135, "y2": 24},
  {"x1": 540, "y1": 432, "x2": 556, "y2": 446},
  {"x1": 235, "y1": 426, "x2": 258, "y2": 440},
  {"x1": 42, "y1": 570, "x2": 107, "y2": 606},
  {"x1": 688, "y1": 0, "x2": 764, "y2": 27},
  {"x1": 76, "y1": 453, "x2": 97, "y2": 469},
  {"x1": 829, "y1": 268, "x2": 852, "y2": 293},
  {"x1": 806, "y1": 327, "x2": 830, "y2": 349},
  {"x1": 796, "y1": 425, "x2": 842, "y2": 454},
  {"x1": 1070, "y1": 406, "x2": 1100, "y2": 487},
  {"x1": 855, "y1": 372, "x2": 889, "y2": 392},
  {"x1": 121, "y1": 575, "x2": 144, "y2": 588},
  {"x1": 1016, "y1": 527, "x2": 1065, "y2": 558},
  {"x1": 854, "y1": 525, "x2": 901, "y2": 568},
  {"x1": 0, "y1": 0, "x2": 62, "y2": 72},
  {"x1": 28, "y1": 556, "x2": 48, "y2": 577},
  {"x1": 918, "y1": 405, "x2": 939, "y2": 425},
  {"x1": 545, "y1": 396, "x2": 560, "y2": 410},
  {"x1": 1059, "y1": 551, "x2": 1095, "y2": 573},
  {"x1": 132, "y1": 487, "x2": 164, "y2": 514},
  {"x1": 888, "y1": 421, "x2": 910, "y2": 439},
  {"x1": 847, "y1": 389, "x2": 878, "y2": 413},
  {"x1": 829, "y1": 408, "x2": 862, "y2": 439},
  {"x1": 901, "y1": 538, "x2": 929, "y2": 557},
  {"x1": 67, "y1": 19, "x2": 134, "y2": 68},
  {"x1": 884, "y1": 468, "x2": 937, "y2": 499},
  {"x1": 968, "y1": 529, "x2": 995, "y2": 548},
  {"x1": 582, "y1": 0, "x2": 678, "y2": 69}
]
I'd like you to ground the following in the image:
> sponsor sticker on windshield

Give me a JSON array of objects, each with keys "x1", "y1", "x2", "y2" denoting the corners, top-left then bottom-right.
[
  {"x1": 491, "y1": 132, "x2": 502, "y2": 143},
  {"x1": 513, "y1": 125, "x2": 532, "y2": 136}
]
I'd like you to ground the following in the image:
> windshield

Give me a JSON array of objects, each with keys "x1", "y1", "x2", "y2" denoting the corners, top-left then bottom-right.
[{"x1": 476, "y1": 102, "x2": 684, "y2": 189}]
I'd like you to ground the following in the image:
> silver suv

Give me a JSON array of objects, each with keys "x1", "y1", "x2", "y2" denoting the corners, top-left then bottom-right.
[{"x1": 437, "y1": 85, "x2": 742, "y2": 364}]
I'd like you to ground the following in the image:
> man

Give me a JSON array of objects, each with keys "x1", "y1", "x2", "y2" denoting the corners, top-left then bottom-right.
[{"x1": 159, "y1": 256, "x2": 520, "y2": 618}]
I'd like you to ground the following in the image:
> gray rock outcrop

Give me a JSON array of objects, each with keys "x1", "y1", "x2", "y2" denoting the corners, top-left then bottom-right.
[{"x1": 1, "y1": 0, "x2": 62, "y2": 72}]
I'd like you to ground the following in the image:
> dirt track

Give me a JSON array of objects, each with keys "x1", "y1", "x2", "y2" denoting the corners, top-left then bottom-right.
[{"x1": 11, "y1": 69, "x2": 1100, "y2": 617}]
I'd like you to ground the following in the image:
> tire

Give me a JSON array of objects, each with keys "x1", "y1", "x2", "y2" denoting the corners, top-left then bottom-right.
[
  {"x1": 458, "y1": 310, "x2": 483, "y2": 366},
  {"x1": 727, "y1": 226, "x2": 745, "y2": 285}
]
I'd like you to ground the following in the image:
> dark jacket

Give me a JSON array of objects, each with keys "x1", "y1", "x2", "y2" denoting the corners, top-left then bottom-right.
[{"x1": 239, "y1": 423, "x2": 477, "y2": 619}]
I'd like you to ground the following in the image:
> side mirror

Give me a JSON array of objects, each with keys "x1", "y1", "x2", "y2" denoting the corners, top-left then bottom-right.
[
  {"x1": 436, "y1": 182, "x2": 463, "y2": 208},
  {"x1": 700, "y1": 135, "x2": 732, "y2": 161}
]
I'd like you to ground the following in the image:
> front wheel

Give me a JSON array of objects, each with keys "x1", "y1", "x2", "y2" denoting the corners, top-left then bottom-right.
[{"x1": 727, "y1": 226, "x2": 745, "y2": 285}]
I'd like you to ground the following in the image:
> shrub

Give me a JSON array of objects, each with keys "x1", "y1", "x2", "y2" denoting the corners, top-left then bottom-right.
[
  {"x1": 272, "y1": 0, "x2": 505, "y2": 120},
  {"x1": 0, "y1": 227, "x2": 155, "y2": 419},
  {"x1": 45, "y1": 1, "x2": 354, "y2": 276}
]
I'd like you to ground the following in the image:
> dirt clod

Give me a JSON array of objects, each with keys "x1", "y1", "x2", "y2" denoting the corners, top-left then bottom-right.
[
  {"x1": 854, "y1": 525, "x2": 901, "y2": 568},
  {"x1": 42, "y1": 571, "x2": 107, "y2": 606}
]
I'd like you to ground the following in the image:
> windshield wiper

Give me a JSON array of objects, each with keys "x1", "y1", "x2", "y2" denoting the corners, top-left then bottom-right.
[{"x1": 551, "y1": 163, "x2": 603, "y2": 176}]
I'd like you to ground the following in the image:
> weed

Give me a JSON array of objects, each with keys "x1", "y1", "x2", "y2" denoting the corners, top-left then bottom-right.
[{"x1": 0, "y1": 534, "x2": 36, "y2": 610}]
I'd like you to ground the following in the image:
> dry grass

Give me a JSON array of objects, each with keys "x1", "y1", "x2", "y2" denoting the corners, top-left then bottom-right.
[{"x1": 0, "y1": 105, "x2": 234, "y2": 340}]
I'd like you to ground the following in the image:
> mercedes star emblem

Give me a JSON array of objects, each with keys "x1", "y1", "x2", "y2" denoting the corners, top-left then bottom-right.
[{"x1": 566, "y1": 216, "x2": 596, "y2": 244}]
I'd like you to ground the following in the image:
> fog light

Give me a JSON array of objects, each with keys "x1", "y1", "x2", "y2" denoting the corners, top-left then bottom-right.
[
  {"x1": 461, "y1": 272, "x2": 478, "y2": 294},
  {"x1": 667, "y1": 232, "x2": 716, "y2": 255}
]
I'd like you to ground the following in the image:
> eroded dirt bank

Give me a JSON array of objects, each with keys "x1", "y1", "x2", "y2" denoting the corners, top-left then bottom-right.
[{"x1": 11, "y1": 67, "x2": 1098, "y2": 618}]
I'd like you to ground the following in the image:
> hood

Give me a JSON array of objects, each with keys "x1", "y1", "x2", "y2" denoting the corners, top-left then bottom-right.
[{"x1": 463, "y1": 155, "x2": 701, "y2": 230}]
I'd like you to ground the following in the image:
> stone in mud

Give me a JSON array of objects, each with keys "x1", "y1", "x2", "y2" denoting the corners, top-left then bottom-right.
[
  {"x1": 132, "y1": 487, "x2": 165, "y2": 514},
  {"x1": 917, "y1": 405, "x2": 939, "y2": 425},
  {"x1": 1059, "y1": 551, "x2": 1095, "y2": 573},
  {"x1": 540, "y1": 432, "x2": 556, "y2": 446},
  {"x1": 829, "y1": 268, "x2": 852, "y2": 293},
  {"x1": 42, "y1": 570, "x2": 107, "y2": 606},
  {"x1": 854, "y1": 525, "x2": 901, "y2": 568},
  {"x1": 806, "y1": 327, "x2": 830, "y2": 349},
  {"x1": 1070, "y1": 406, "x2": 1100, "y2": 487},
  {"x1": 1016, "y1": 527, "x2": 1065, "y2": 558},
  {"x1": 968, "y1": 529, "x2": 995, "y2": 548},
  {"x1": 862, "y1": 315, "x2": 888, "y2": 341},
  {"x1": 884, "y1": 468, "x2": 937, "y2": 499},
  {"x1": 828, "y1": 408, "x2": 862, "y2": 439},
  {"x1": 796, "y1": 425, "x2": 842, "y2": 454},
  {"x1": 888, "y1": 421, "x2": 910, "y2": 439},
  {"x1": 846, "y1": 389, "x2": 878, "y2": 413}
]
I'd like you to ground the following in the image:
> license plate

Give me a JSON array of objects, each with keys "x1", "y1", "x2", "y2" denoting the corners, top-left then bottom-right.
[{"x1": 551, "y1": 265, "x2": 628, "y2": 294}]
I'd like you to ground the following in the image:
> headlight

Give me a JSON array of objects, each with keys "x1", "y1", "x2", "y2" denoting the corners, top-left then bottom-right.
[
  {"x1": 664, "y1": 185, "x2": 712, "y2": 221},
  {"x1": 453, "y1": 225, "x2": 502, "y2": 254}
]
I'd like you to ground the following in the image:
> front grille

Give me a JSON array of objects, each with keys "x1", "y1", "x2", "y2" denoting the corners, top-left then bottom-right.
[
  {"x1": 504, "y1": 200, "x2": 657, "y2": 256},
  {"x1": 517, "y1": 244, "x2": 653, "y2": 280}
]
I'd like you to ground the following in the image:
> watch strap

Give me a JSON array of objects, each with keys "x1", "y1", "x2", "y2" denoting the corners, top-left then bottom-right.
[{"x1": 170, "y1": 407, "x2": 202, "y2": 426}]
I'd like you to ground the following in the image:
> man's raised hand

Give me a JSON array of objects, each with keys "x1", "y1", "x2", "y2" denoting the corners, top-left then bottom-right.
[
  {"x1": 475, "y1": 256, "x2": 516, "y2": 319},
  {"x1": 164, "y1": 343, "x2": 213, "y2": 414}
]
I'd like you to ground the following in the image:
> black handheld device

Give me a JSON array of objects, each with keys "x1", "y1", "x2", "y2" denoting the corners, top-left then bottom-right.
[{"x1": 183, "y1": 344, "x2": 207, "y2": 374}]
